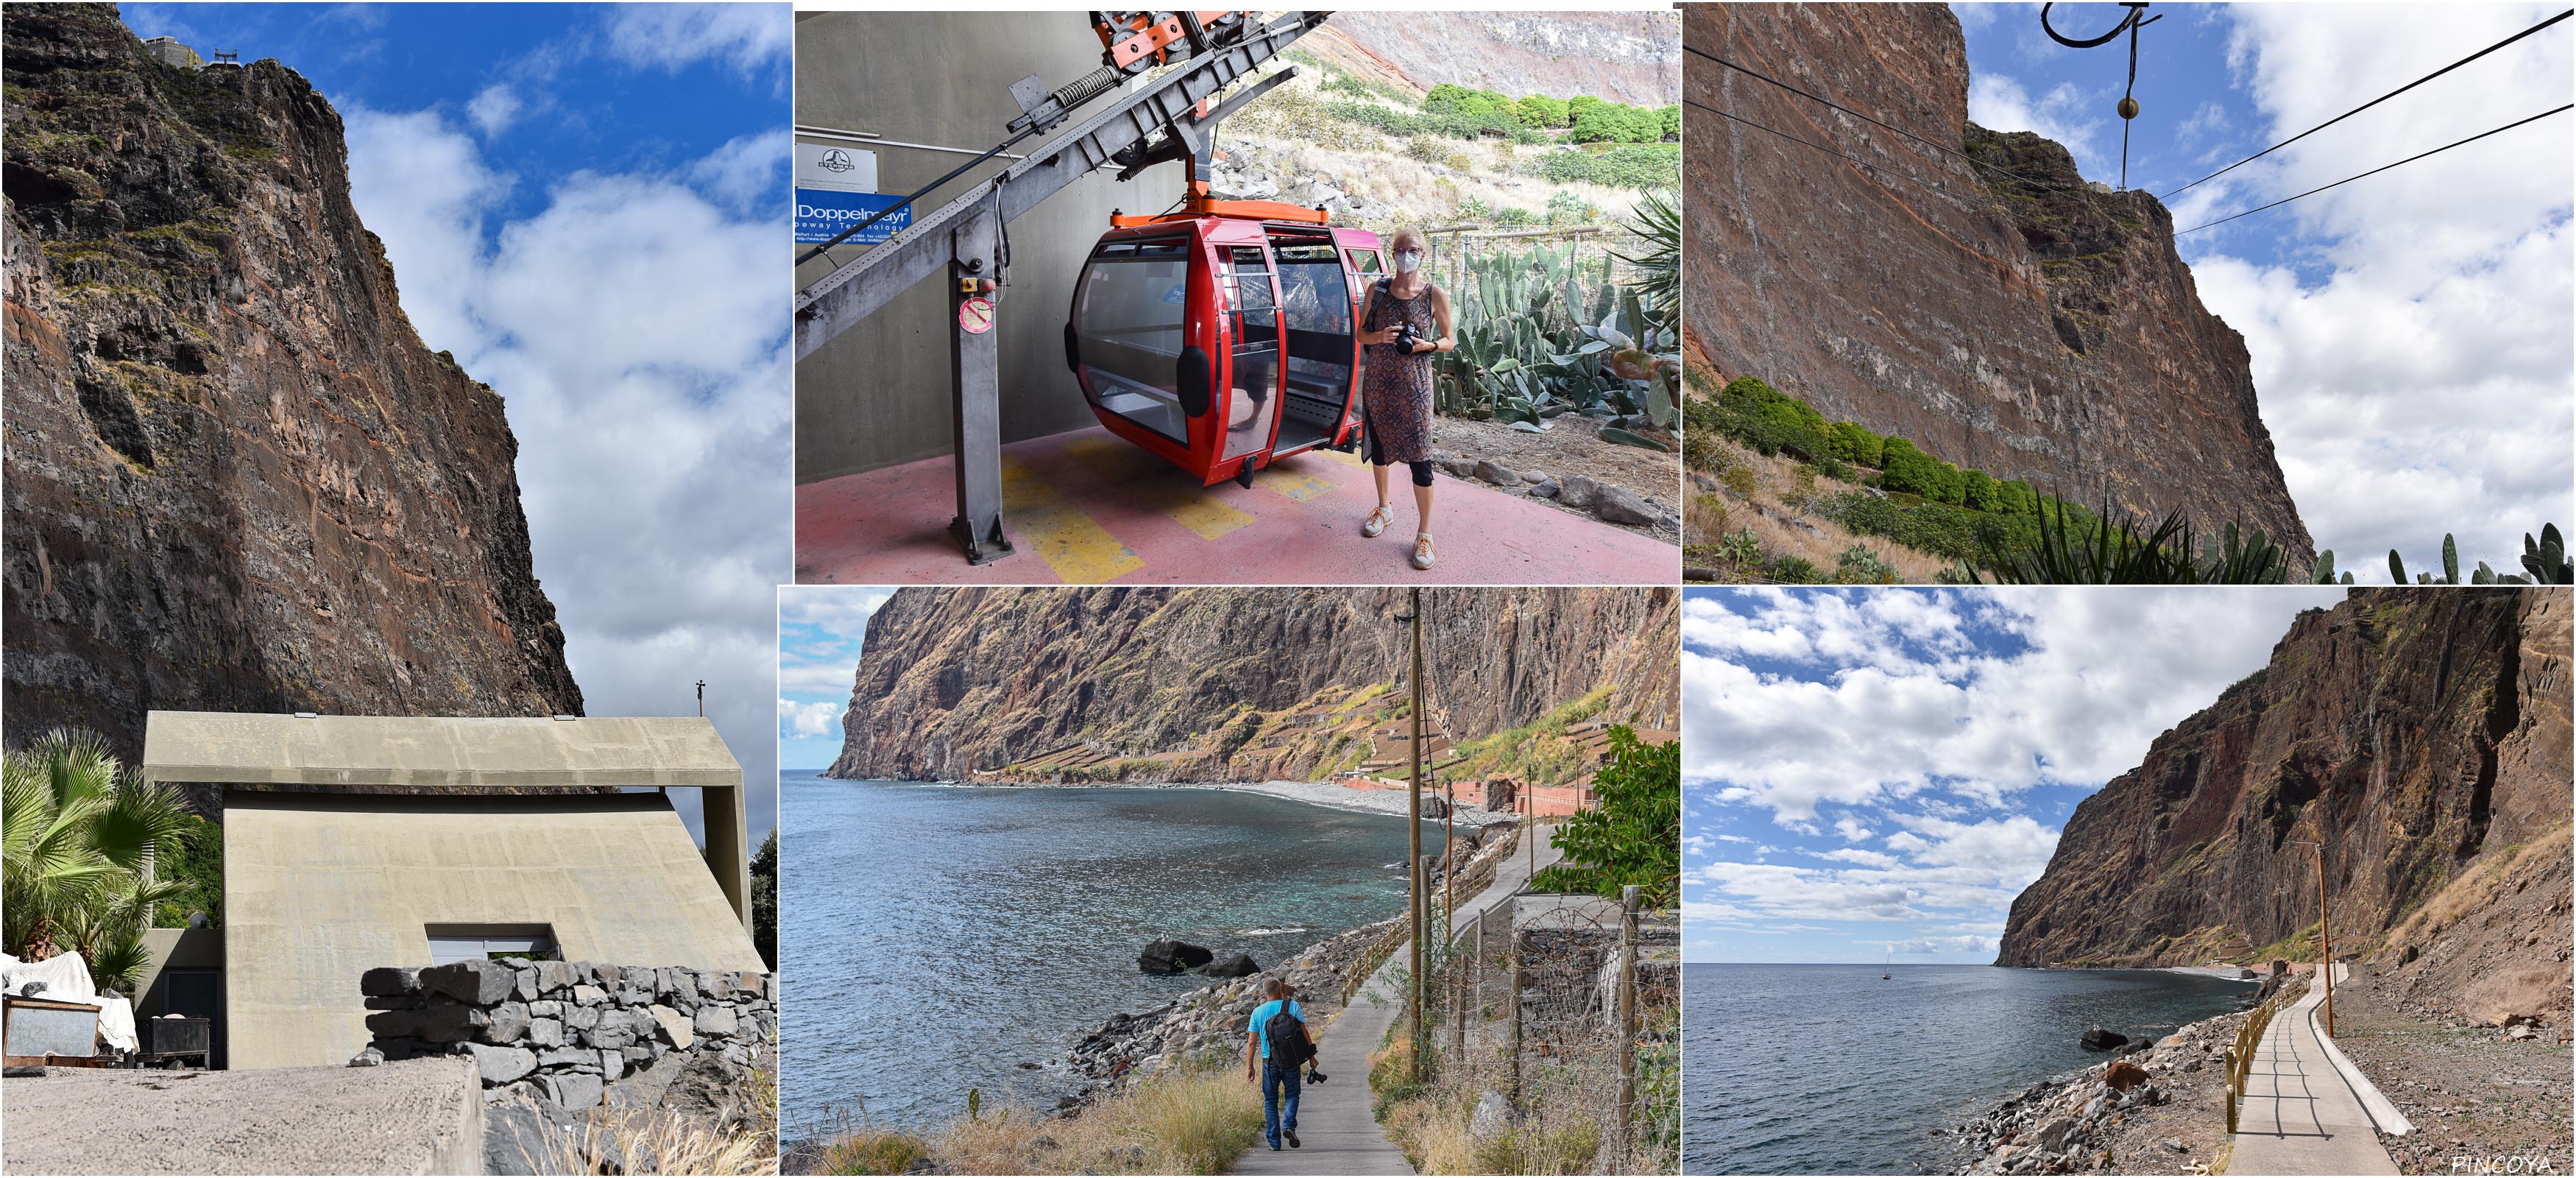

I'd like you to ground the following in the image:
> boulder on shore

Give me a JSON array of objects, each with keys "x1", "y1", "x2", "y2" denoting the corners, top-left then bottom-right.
[
  {"x1": 1139, "y1": 940, "x2": 1215, "y2": 974},
  {"x1": 2079, "y1": 1026, "x2": 2129, "y2": 1051},
  {"x1": 1196, "y1": 953, "x2": 1261, "y2": 978}
]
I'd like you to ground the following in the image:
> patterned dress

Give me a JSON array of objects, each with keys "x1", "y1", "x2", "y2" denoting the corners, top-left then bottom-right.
[{"x1": 1359, "y1": 278, "x2": 1437, "y2": 466}]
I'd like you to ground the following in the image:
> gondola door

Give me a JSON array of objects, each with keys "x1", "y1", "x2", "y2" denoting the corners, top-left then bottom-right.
[{"x1": 1212, "y1": 229, "x2": 1286, "y2": 485}]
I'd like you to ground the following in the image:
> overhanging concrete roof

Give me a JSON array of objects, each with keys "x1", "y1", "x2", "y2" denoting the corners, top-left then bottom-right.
[{"x1": 141, "y1": 712, "x2": 741, "y2": 789}]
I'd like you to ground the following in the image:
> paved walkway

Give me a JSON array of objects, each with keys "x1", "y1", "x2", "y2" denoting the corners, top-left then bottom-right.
[
  {"x1": 2230, "y1": 964, "x2": 2405, "y2": 1176},
  {"x1": 1233, "y1": 825, "x2": 1568, "y2": 1175},
  {"x1": 795, "y1": 426, "x2": 1677, "y2": 585}
]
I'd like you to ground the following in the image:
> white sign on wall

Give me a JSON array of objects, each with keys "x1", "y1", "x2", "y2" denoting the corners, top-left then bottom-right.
[{"x1": 795, "y1": 144, "x2": 877, "y2": 194}]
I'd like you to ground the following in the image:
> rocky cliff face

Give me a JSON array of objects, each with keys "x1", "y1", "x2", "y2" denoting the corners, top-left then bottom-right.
[
  {"x1": 827, "y1": 587, "x2": 1677, "y2": 783},
  {"x1": 2, "y1": 5, "x2": 581, "y2": 760},
  {"x1": 1683, "y1": 3, "x2": 2310, "y2": 559},
  {"x1": 1998, "y1": 590, "x2": 2571, "y2": 987},
  {"x1": 1302, "y1": 11, "x2": 1679, "y2": 107}
]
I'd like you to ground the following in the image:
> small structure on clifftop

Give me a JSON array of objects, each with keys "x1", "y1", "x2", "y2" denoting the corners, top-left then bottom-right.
[{"x1": 136, "y1": 710, "x2": 763, "y2": 1071}]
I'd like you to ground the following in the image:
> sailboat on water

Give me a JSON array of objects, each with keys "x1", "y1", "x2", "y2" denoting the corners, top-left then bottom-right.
[{"x1": 1883, "y1": 949, "x2": 1892, "y2": 981}]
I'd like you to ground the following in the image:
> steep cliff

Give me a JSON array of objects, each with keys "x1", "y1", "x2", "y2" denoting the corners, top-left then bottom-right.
[
  {"x1": 826, "y1": 587, "x2": 1677, "y2": 783},
  {"x1": 1301, "y1": 11, "x2": 1679, "y2": 107},
  {"x1": 2, "y1": 5, "x2": 581, "y2": 759},
  {"x1": 1683, "y1": 3, "x2": 2310, "y2": 559},
  {"x1": 1997, "y1": 590, "x2": 2571, "y2": 1010}
]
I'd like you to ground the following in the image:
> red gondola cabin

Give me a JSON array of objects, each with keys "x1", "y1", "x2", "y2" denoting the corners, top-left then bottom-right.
[{"x1": 1065, "y1": 203, "x2": 1384, "y2": 487}]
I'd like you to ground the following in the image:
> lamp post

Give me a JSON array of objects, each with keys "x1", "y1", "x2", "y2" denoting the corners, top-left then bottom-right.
[{"x1": 2285, "y1": 836, "x2": 2334, "y2": 1037}]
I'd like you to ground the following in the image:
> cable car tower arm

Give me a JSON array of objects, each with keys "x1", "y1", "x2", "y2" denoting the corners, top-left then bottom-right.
[{"x1": 793, "y1": 11, "x2": 1328, "y2": 357}]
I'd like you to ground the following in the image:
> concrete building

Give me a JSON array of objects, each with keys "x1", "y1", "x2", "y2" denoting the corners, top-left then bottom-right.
[
  {"x1": 138, "y1": 35, "x2": 202, "y2": 69},
  {"x1": 138, "y1": 712, "x2": 764, "y2": 1071},
  {"x1": 793, "y1": 10, "x2": 1182, "y2": 483}
]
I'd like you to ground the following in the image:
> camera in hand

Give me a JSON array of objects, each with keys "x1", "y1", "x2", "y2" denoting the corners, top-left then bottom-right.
[
  {"x1": 1306, "y1": 1068, "x2": 1328, "y2": 1084},
  {"x1": 1387, "y1": 322, "x2": 1421, "y2": 353}
]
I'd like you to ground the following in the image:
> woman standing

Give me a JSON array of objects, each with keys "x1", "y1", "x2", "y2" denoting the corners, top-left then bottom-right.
[{"x1": 1354, "y1": 230, "x2": 1455, "y2": 571}]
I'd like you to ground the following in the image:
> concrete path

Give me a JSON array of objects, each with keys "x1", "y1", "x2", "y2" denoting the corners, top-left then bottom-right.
[
  {"x1": 1232, "y1": 825, "x2": 1568, "y2": 1175},
  {"x1": 2229, "y1": 964, "x2": 2405, "y2": 1176},
  {"x1": 0, "y1": 1057, "x2": 482, "y2": 1175},
  {"x1": 795, "y1": 425, "x2": 1678, "y2": 585}
]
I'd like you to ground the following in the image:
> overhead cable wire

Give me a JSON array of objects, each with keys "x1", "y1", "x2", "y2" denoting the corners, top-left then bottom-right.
[
  {"x1": 2172, "y1": 103, "x2": 2572, "y2": 234},
  {"x1": 1682, "y1": 96, "x2": 2024, "y2": 211},
  {"x1": 1682, "y1": 43, "x2": 2098, "y2": 201},
  {"x1": 1683, "y1": 42, "x2": 2127, "y2": 223},
  {"x1": 2160, "y1": 8, "x2": 2573, "y2": 200}
]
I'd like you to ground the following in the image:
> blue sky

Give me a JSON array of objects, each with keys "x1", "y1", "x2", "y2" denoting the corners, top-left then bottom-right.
[
  {"x1": 121, "y1": 4, "x2": 793, "y2": 840},
  {"x1": 776, "y1": 588, "x2": 895, "y2": 772},
  {"x1": 1680, "y1": 586, "x2": 2346, "y2": 964},
  {"x1": 1951, "y1": 3, "x2": 2572, "y2": 578}
]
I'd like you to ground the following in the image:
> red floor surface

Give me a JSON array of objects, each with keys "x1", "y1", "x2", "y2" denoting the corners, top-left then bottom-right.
[{"x1": 795, "y1": 426, "x2": 1677, "y2": 585}]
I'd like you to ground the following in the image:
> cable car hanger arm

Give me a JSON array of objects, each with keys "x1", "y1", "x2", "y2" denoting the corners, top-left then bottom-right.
[{"x1": 793, "y1": 10, "x2": 1329, "y2": 360}]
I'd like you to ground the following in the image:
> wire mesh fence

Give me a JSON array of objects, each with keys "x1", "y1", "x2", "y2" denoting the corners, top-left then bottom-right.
[{"x1": 1386, "y1": 881, "x2": 1679, "y2": 1174}]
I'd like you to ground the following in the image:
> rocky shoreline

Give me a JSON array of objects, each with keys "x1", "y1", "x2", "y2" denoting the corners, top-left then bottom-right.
[{"x1": 1941, "y1": 980, "x2": 2294, "y2": 1177}]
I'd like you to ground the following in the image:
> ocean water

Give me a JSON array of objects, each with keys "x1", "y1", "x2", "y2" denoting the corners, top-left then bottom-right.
[
  {"x1": 778, "y1": 773, "x2": 1440, "y2": 1135},
  {"x1": 1682, "y1": 963, "x2": 2258, "y2": 1175}
]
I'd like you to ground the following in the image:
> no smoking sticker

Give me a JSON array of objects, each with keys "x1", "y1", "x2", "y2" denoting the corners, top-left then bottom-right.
[{"x1": 959, "y1": 296, "x2": 994, "y2": 334}]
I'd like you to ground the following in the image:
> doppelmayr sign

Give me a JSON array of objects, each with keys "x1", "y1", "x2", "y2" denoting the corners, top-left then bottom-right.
[{"x1": 795, "y1": 143, "x2": 907, "y2": 247}]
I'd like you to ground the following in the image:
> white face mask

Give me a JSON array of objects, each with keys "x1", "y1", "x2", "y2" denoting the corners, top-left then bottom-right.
[{"x1": 1394, "y1": 250, "x2": 1422, "y2": 274}]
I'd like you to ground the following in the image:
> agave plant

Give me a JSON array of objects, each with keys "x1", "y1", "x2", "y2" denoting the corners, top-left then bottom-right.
[
  {"x1": 1956, "y1": 499, "x2": 2305, "y2": 585},
  {"x1": 3, "y1": 728, "x2": 196, "y2": 993}
]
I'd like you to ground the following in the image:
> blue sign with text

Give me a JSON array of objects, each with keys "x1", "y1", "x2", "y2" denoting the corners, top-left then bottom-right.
[{"x1": 796, "y1": 188, "x2": 910, "y2": 246}]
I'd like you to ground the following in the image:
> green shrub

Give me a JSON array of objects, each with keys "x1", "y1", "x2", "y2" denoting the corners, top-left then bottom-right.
[
  {"x1": 1766, "y1": 554, "x2": 1825, "y2": 583},
  {"x1": 1515, "y1": 94, "x2": 1571, "y2": 128},
  {"x1": 1403, "y1": 134, "x2": 1451, "y2": 164},
  {"x1": 1720, "y1": 466, "x2": 1759, "y2": 497},
  {"x1": 1527, "y1": 141, "x2": 1680, "y2": 189},
  {"x1": 1655, "y1": 104, "x2": 1681, "y2": 141},
  {"x1": 1961, "y1": 468, "x2": 1999, "y2": 512},
  {"x1": 1833, "y1": 544, "x2": 1898, "y2": 585},
  {"x1": 1570, "y1": 100, "x2": 1665, "y2": 144},
  {"x1": 1878, "y1": 437, "x2": 1942, "y2": 498},
  {"x1": 1826, "y1": 420, "x2": 1883, "y2": 467}
]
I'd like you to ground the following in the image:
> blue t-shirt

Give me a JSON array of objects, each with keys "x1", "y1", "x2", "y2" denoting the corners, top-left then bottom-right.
[{"x1": 1250, "y1": 998, "x2": 1304, "y2": 1059}]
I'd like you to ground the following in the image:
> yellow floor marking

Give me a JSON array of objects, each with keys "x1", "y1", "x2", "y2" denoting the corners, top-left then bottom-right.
[
  {"x1": 1256, "y1": 466, "x2": 1335, "y2": 502},
  {"x1": 1000, "y1": 457, "x2": 1142, "y2": 582},
  {"x1": 1059, "y1": 435, "x2": 1259, "y2": 540}
]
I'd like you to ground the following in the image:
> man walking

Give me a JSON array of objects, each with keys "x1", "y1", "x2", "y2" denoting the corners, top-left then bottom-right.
[{"x1": 1245, "y1": 977, "x2": 1311, "y2": 1151}]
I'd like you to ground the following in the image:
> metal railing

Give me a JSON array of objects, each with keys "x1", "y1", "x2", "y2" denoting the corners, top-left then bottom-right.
[
  {"x1": 1336, "y1": 823, "x2": 1516, "y2": 1008},
  {"x1": 2224, "y1": 985, "x2": 2293, "y2": 1134}
]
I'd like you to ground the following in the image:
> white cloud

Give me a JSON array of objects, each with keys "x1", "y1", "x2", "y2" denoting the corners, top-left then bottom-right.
[
  {"x1": 466, "y1": 85, "x2": 521, "y2": 136},
  {"x1": 1681, "y1": 587, "x2": 2342, "y2": 821},
  {"x1": 685, "y1": 130, "x2": 790, "y2": 218},
  {"x1": 778, "y1": 699, "x2": 841, "y2": 740},
  {"x1": 603, "y1": 4, "x2": 791, "y2": 75},
  {"x1": 1967, "y1": 74, "x2": 2106, "y2": 177},
  {"x1": 779, "y1": 587, "x2": 896, "y2": 632},
  {"x1": 342, "y1": 110, "x2": 788, "y2": 841},
  {"x1": 2186, "y1": 3, "x2": 2573, "y2": 570}
]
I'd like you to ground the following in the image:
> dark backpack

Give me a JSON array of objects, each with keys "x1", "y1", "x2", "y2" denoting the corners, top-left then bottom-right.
[{"x1": 1263, "y1": 1000, "x2": 1314, "y2": 1071}]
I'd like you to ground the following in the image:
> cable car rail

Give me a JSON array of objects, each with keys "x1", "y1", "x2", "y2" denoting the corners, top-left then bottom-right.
[
  {"x1": 793, "y1": 10, "x2": 1328, "y2": 359},
  {"x1": 2175, "y1": 102, "x2": 2572, "y2": 235}
]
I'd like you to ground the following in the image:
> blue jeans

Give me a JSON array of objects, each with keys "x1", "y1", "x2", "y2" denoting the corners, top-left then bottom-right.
[{"x1": 1261, "y1": 1059, "x2": 1302, "y2": 1146}]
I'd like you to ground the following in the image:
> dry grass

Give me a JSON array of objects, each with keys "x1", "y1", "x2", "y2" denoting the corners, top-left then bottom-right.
[
  {"x1": 810, "y1": 1063, "x2": 1263, "y2": 1176},
  {"x1": 1367, "y1": 1011, "x2": 1658, "y2": 1175},
  {"x1": 524, "y1": 1104, "x2": 781, "y2": 1176},
  {"x1": 1684, "y1": 442, "x2": 1950, "y2": 583},
  {"x1": 1215, "y1": 69, "x2": 1649, "y2": 231},
  {"x1": 2378, "y1": 819, "x2": 2571, "y2": 953}
]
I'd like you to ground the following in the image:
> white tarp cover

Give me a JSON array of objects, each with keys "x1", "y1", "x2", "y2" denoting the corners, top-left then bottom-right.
[{"x1": 1, "y1": 950, "x2": 139, "y2": 1053}]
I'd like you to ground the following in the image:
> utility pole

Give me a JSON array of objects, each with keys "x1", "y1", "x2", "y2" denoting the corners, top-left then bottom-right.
[
  {"x1": 2316, "y1": 840, "x2": 2334, "y2": 1037},
  {"x1": 2287, "y1": 836, "x2": 2335, "y2": 1036},
  {"x1": 696, "y1": 680, "x2": 707, "y2": 717},
  {"x1": 1406, "y1": 586, "x2": 1426, "y2": 1081}
]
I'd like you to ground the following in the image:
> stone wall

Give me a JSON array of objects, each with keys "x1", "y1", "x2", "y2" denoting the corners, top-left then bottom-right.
[{"x1": 355, "y1": 958, "x2": 774, "y2": 1112}]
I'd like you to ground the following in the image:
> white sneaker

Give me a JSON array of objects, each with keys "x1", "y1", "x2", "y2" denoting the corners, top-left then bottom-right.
[
  {"x1": 1361, "y1": 505, "x2": 1393, "y2": 538},
  {"x1": 1412, "y1": 533, "x2": 1436, "y2": 570}
]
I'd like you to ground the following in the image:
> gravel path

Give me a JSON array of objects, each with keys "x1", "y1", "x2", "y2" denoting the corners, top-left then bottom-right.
[
  {"x1": 1, "y1": 1057, "x2": 481, "y2": 1174},
  {"x1": 2331, "y1": 961, "x2": 2572, "y2": 1175}
]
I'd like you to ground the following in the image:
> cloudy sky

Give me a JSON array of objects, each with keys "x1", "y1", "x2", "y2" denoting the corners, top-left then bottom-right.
[
  {"x1": 1953, "y1": 2, "x2": 2572, "y2": 579},
  {"x1": 124, "y1": 3, "x2": 792, "y2": 839},
  {"x1": 1680, "y1": 585, "x2": 2346, "y2": 964},
  {"x1": 776, "y1": 588, "x2": 894, "y2": 772}
]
